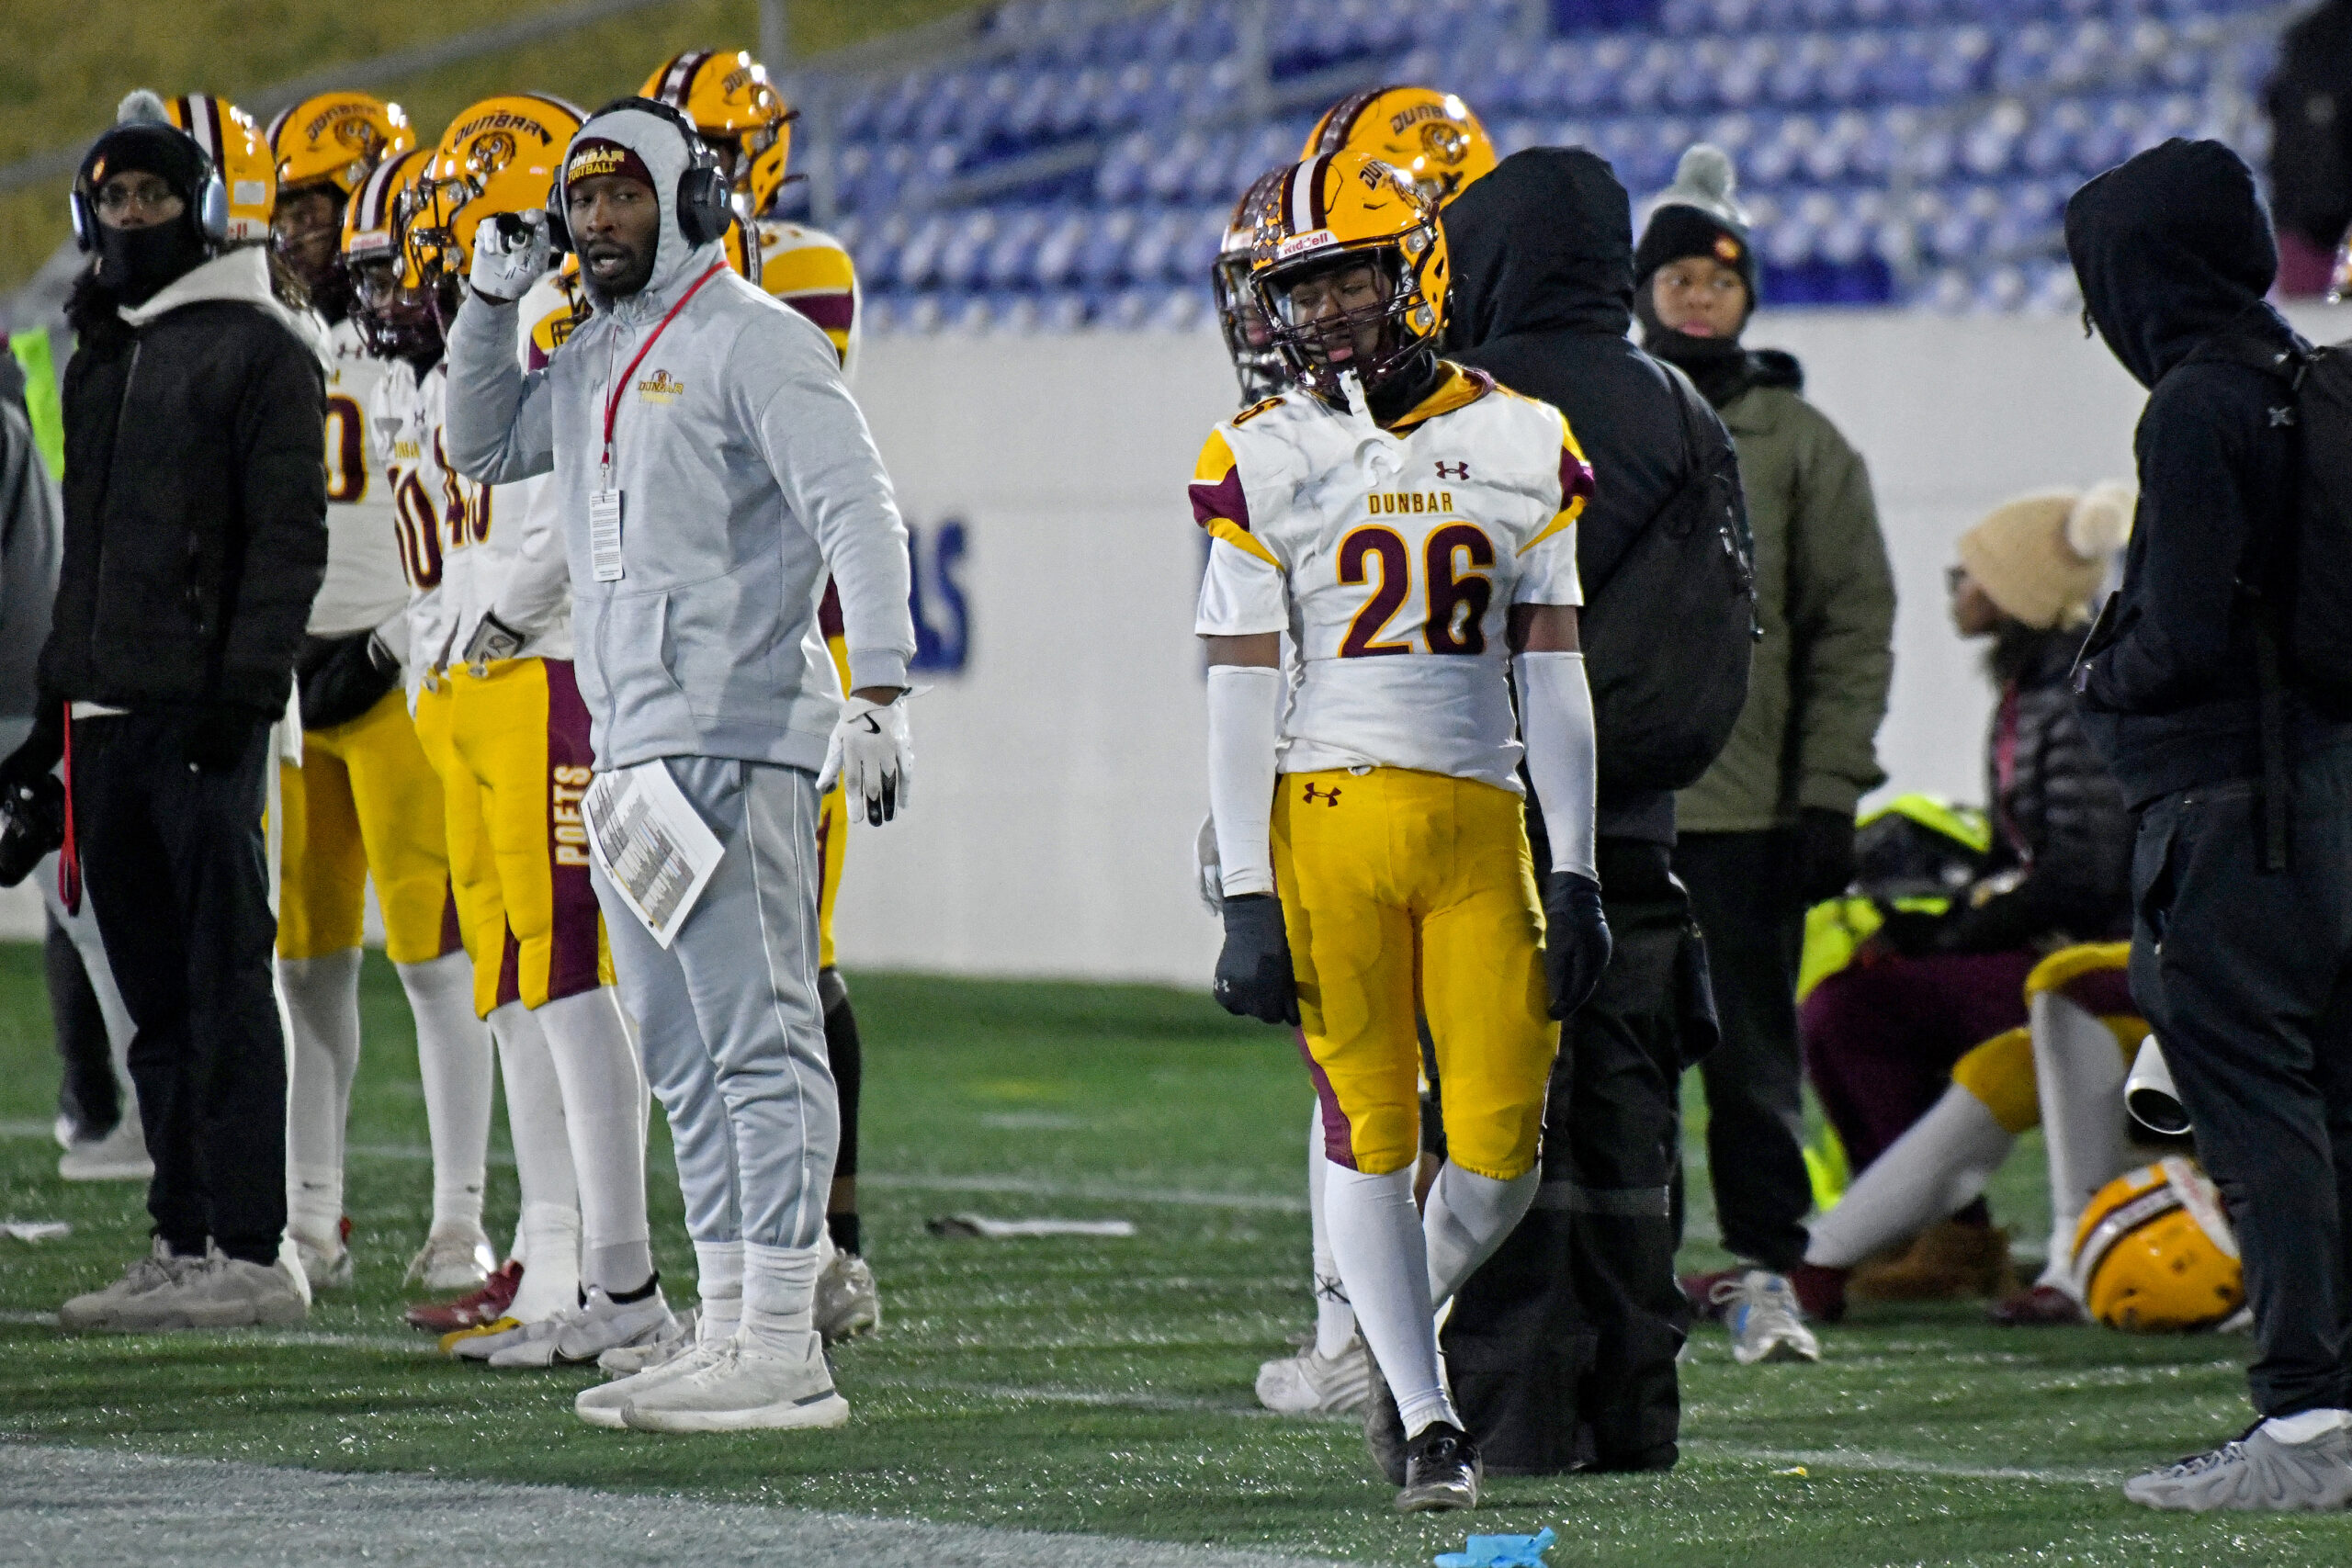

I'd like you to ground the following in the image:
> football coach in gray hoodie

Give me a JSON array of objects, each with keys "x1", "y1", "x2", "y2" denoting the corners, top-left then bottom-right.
[{"x1": 445, "y1": 97, "x2": 915, "y2": 1434}]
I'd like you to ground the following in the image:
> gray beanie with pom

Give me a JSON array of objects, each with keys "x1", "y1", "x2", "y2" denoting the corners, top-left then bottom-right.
[{"x1": 1634, "y1": 144, "x2": 1758, "y2": 304}]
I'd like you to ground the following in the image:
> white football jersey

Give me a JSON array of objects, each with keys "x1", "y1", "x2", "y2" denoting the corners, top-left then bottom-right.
[
  {"x1": 1191, "y1": 366, "x2": 1590, "y2": 793},
  {"x1": 309, "y1": 317, "x2": 411, "y2": 637}
]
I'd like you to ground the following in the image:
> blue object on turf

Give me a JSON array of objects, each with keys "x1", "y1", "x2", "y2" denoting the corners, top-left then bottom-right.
[{"x1": 1434, "y1": 1526, "x2": 1556, "y2": 1568}]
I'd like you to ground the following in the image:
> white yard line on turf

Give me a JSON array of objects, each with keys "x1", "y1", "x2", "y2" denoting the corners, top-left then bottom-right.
[{"x1": 3, "y1": 1445, "x2": 1350, "y2": 1568}]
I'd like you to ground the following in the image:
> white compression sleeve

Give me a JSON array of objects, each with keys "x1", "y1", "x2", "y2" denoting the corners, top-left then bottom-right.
[
  {"x1": 1515, "y1": 651, "x2": 1599, "y2": 882},
  {"x1": 1803, "y1": 1085, "x2": 2013, "y2": 1270},
  {"x1": 1205, "y1": 664, "x2": 1283, "y2": 898}
]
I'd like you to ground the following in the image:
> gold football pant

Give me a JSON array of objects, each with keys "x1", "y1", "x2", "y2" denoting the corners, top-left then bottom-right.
[
  {"x1": 817, "y1": 632, "x2": 852, "y2": 970},
  {"x1": 1951, "y1": 942, "x2": 2146, "y2": 1133},
  {"x1": 413, "y1": 658, "x2": 610, "y2": 1020},
  {"x1": 1272, "y1": 766, "x2": 1557, "y2": 1181},
  {"x1": 277, "y1": 688, "x2": 458, "y2": 964}
]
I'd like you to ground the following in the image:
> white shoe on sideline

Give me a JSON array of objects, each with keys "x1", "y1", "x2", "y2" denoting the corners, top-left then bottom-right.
[
  {"x1": 577, "y1": 1338, "x2": 727, "y2": 1428},
  {"x1": 1257, "y1": 1333, "x2": 1374, "y2": 1415},
  {"x1": 815, "y1": 1248, "x2": 881, "y2": 1344},
  {"x1": 404, "y1": 1221, "x2": 496, "y2": 1293},
  {"x1": 58, "y1": 1114, "x2": 153, "y2": 1182},
  {"x1": 619, "y1": 1332, "x2": 850, "y2": 1433},
  {"x1": 106, "y1": 1249, "x2": 309, "y2": 1332},
  {"x1": 599, "y1": 1308, "x2": 697, "y2": 1375},
  {"x1": 486, "y1": 1282, "x2": 677, "y2": 1369},
  {"x1": 1710, "y1": 1270, "x2": 1822, "y2": 1365},
  {"x1": 291, "y1": 1218, "x2": 353, "y2": 1292}
]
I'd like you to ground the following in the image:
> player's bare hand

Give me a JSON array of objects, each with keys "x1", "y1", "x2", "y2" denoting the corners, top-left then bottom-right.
[{"x1": 1214, "y1": 894, "x2": 1299, "y2": 1025}]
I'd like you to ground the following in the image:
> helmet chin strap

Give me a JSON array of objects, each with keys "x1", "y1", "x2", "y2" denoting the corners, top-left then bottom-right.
[
  {"x1": 1340, "y1": 367, "x2": 1374, "y2": 424},
  {"x1": 1338, "y1": 367, "x2": 1403, "y2": 484}
]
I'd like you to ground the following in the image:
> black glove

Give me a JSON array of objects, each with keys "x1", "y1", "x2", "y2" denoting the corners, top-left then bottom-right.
[
  {"x1": 1794, "y1": 807, "x2": 1859, "y2": 906},
  {"x1": 296, "y1": 631, "x2": 401, "y2": 730},
  {"x1": 181, "y1": 705, "x2": 272, "y2": 776},
  {"x1": 1214, "y1": 893, "x2": 1299, "y2": 1026},
  {"x1": 1542, "y1": 871, "x2": 1612, "y2": 1021},
  {"x1": 0, "y1": 704, "x2": 63, "y2": 794}
]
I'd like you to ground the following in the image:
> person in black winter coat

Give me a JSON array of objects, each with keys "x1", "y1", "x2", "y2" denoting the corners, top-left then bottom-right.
[
  {"x1": 1802, "y1": 485, "x2": 2136, "y2": 1291},
  {"x1": 0, "y1": 96, "x2": 328, "y2": 1331},
  {"x1": 2067, "y1": 138, "x2": 2352, "y2": 1511},
  {"x1": 1431, "y1": 146, "x2": 1744, "y2": 1474}
]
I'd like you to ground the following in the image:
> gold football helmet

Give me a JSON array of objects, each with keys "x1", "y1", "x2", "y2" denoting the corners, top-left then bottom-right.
[
  {"x1": 643, "y1": 50, "x2": 797, "y2": 219},
  {"x1": 412, "y1": 94, "x2": 584, "y2": 288},
  {"x1": 267, "y1": 92, "x2": 414, "y2": 200},
  {"x1": 1250, "y1": 151, "x2": 1449, "y2": 401},
  {"x1": 1214, "y1": 168, "x2": 1288, "y2": 405},
  {"x1": 2073, "y1": 1157, "x2": 2245, "y2": 1333},
  {"x1": 342, "y1": 146, "x2": 444, "y2": 361},
  {"x1": 164, "y1": 94, "x2": 276, "y2": 242},
  {"x1": 1304, "y1": 85, "x2": 1497, "y2": 209}
]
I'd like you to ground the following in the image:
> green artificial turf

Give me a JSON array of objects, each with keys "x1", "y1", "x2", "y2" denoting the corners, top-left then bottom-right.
[{"x1": 0, "y1": 946, "x2": 2345, "y2": 1565}]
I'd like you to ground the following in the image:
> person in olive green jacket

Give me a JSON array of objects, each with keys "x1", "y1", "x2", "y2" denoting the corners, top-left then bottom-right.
[{"x1": 1634, "y1": 147, "x2": 1896, "y2": 1359}]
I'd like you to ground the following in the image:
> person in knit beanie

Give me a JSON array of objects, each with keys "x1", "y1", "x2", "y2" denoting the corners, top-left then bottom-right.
[
  {"x1": 1791, "y1": 482, "x2": 2137, "y2": 1319},
  {"x1": 1655, "y1": 141, "x2": 1899, "y2": 1357}
]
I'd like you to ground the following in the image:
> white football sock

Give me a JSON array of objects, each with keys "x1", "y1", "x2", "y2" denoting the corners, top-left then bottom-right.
[
  {"x1": 694, "y1": 1238, "x2": 745, "y2": 1342},
  {"x1": 2267, "y1": 1408, "x2": 2352, "y2": 1444},
  {"x1": 1306, "y1": 1105, "x2": 1356, "y2": 1357},
  {"x1": 396, "y1": 951, "x2": 492, "y2": 1233},
  {"x1": 1322, "y1": 1158, "x2": 1456, "y2": 1438},
  {"x1": 509, "y1": 1201, "x2": 582, "y2": 1323},
  {"x1": 1422, "y1": 1160, "x2": 1539, "y2": 1309},
  {"x1": 535, "y1": 987, "x2": 654, "y2": 1294},
  {"x1": 1804, "y1": 1085, "x2": 2013, "y2": 1270},
  {"x1": 280, "y1": 948, "x2": 362, "y2": 1238},
  {"x1": 2033, "y1": 988, "x2": 2134, "y2": 1292},
  {"x1": 492, "y1": 999, "x2": 578, "y2": 1280},
  {"x1": 741, "y1": 1241, "x2": 820, "y2": 1352}
]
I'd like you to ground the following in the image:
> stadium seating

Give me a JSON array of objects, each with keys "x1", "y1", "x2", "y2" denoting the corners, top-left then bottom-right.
[{"x1": 792, "y1": 0, "x2": 2284, "y2": 332}]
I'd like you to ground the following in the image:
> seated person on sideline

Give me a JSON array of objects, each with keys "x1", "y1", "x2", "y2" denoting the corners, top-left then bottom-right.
[{"x1": 1796, "y1": 483, "x2": 2134, "y2": 1310}]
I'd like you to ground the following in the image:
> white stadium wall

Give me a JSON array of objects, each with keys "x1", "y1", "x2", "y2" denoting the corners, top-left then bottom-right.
[{"x1": 4, "y1": 304, "x2": 2343, "y2": 963}]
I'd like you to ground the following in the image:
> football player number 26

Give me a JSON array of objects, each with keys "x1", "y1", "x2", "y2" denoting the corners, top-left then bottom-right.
[
  {"x1": 1338, "y1": 523, "x2": 1494, "y2": 657},
  {"x1": 323, "y1": 394, "x2": 368, "y2": 503}
]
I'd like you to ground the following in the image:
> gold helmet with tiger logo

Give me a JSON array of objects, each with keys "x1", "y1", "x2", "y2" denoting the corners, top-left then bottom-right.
[
  {"x1": 412, "y1": 93, "x2": 584, "y2": 288},
  {"x1": 341, "y1": 146, "x2": 444, "y2": 362},
  {"x1": 1250, "y1": 150, "x2": 1449, "y2": 403},
  {"x1": 642, "y1": 50, "x2": 797, "y2": 219},
  {"x1": 163, "y1": 94, "x2": 276, "y2": 242},
  {"x1": 1303, "y1": 85, "x2": 1496, "y2": 209},
  {"x1": 2072, "y1": 1156, "x2": 2245, "y2": 1333},
  {"x1": 267, "y1": 92, "x2": 414, "y2": 199}
]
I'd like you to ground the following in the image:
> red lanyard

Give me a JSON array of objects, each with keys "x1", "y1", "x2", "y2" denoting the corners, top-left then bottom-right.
[{"x1": 600, "y1": 260, "x2": 729, "y2": 479}]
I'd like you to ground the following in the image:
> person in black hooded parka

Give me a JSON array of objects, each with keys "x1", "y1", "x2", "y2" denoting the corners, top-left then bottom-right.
[
  {"x1": 2069, "y1": 138, "x2": 2352, "y2": 1509},
  {"x1": 1432, "y1": 146, "x2": 1744, "y2": 1474}
]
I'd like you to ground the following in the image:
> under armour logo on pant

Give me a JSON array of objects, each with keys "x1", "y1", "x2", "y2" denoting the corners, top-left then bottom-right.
[{"x1": 1303, "y1": 783, "x2": 1341, "y2": 807}]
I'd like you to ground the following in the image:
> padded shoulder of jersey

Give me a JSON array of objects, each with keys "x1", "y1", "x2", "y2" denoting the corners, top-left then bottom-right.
[{"x1": 1233, "y1": 393, "x2": 1286, "y2": 426}]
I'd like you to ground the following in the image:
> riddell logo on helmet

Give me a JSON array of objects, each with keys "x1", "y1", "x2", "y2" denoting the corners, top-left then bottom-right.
[{"x1": 1276, "y1": 229, "x2": 1337, "y2": 259}]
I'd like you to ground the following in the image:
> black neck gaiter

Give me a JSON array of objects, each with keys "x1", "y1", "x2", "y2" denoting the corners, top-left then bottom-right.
[
  {"x1": 95, "y1": 221, "x2": 206, "y2": 308},
  {"x1": 1634, "y1": 295, "x2": 1754, "y2": 410}
]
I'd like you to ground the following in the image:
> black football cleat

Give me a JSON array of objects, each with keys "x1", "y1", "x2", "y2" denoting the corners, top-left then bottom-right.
[
  {"x1": 1396, "y1": 1421, "x2": 1482, "y2": 1512},
  {"x1": 1363, "y1": 1373, "x2": 1408, "y2": 1485}
]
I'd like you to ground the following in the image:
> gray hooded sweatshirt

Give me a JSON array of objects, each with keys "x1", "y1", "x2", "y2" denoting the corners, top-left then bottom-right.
[{"x1": 444, "y1": 104, "x2": 914, "y2": 774}]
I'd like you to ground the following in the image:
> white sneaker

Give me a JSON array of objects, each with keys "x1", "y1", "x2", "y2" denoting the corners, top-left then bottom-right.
[
  {"x1": 486, "y1": 1283, "x2": 678, "y2": 1369},
  {"x1": 1709, "y1": 1270, "x2": 1822, "y2": 1365},
  {"x1": 59, "y1": 1240, "x2": 189, "y2": 1330},
  {"x1": 291, "y1": 1218, "x2": 353, "y2": 1292},
  {"x1": 57, "y1": 1114, "x2": 153, "y2": 1182},
  {"x1": 404, "y1": 1221, "x2": 496, "y2": 1293},
  {"x1": 619, "y1": 1331, "x2": 850, "y2": 1433},
  {"x1": 599, "y1": 1307, "x2": 697, "y2": 1374},
  {"x1": 815, "y1": 1248, "x2": 881, "y2": 1344},
  {"x1": 107, "y1": 1249, "x2": 309, "y2": 1332},
  {"x1": 577, "y1": 1338, "x2": 726, "y2": 1428},
  {"x1": 1257, "y1": 1333, "x2": 1374, "y2": 1416}
]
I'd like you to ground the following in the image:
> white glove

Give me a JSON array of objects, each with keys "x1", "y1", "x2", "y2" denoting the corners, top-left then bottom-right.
[
  {"x1": 817, "y1": 694, "x2": 911, "y2": 825},
  {"x1": 469, "y1": 209, "x2": 550, "y2": 303}
]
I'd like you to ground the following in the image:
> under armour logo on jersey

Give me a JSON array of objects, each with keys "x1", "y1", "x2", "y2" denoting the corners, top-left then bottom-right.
[
  {"x1": 1302, "y1": 783, "x2": 1341, "y2": 807},
  {"x1": 1435, "y1": 459, "x2": 1470, "y2": 481}
]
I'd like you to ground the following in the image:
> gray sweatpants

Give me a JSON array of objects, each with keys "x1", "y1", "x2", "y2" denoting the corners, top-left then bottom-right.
[{"x1": 592, "y1": 758, "x2": 838, "y2": 1252}]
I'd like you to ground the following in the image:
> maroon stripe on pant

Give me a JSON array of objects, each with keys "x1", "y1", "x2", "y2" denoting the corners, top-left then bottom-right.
[
  {"x1": 496, "y1": 924, "x2": 523, "y2": 1010},
  {"x1": 437, "y1": 879, "x2": 464, "y2": 960},
  {"x1": 541, "y1": 659, "x2": 603, "y2": 1002},
  {"x1": 1295, "y1": 1030, "x2": 1357, "y2": 1170}
]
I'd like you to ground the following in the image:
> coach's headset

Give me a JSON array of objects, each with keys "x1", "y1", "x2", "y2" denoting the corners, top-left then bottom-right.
[
  {"x1": 70, "y1": 134, "x2": 230, "y2": 252},
  {"x1": 544, "y1": 97, "x2": 731, "y2": 256}
]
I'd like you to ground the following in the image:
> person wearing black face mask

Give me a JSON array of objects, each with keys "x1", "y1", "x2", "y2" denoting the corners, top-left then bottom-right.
[
  {"x1": 0, "y1": 91, "x2": 329, "y2": 1332},
  {"x1": 1630, "y1": 147, "x2": 1896, "y2": 1356}
]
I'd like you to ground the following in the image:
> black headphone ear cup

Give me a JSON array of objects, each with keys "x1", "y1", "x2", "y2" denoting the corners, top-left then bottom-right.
[
  {"x1": 545, "y1": 184, "x2": 573, "y2": 254},
  {"x1": 198, "y1": 173, "x2": 229, "y2": 244},
  {"x1": 678, "y1": 164, "x2": 729, "y2": 247}
]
